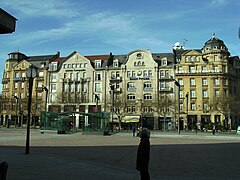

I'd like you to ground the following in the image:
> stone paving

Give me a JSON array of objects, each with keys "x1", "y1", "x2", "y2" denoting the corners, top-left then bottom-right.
[{"x1": 1, "y1": 128, "x2": 240, "y2": 180}]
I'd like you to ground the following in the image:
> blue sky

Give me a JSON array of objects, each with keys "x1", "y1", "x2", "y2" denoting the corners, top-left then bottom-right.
[{"x1": 1, "y1": 0, "x2": 240, "y2": 88}]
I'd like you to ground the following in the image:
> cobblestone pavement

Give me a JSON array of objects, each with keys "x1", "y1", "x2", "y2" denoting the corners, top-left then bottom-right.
[{"x1": 1, "y1": 128, "x2": 240, "y2": 180}]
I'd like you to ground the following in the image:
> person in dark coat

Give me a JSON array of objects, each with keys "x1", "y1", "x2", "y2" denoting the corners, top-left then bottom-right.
[{"x1": 136, "y1": 128, "x2": 150, "y2": 180}]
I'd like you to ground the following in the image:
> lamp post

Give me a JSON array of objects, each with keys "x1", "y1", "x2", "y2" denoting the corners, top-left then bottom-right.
[
  {"x1": 12, "y1": 95, "x2": 18, "y2": 127},
  {"x1": 42, "y1": 85, "x2": 48, "y2": 130},
  {"x1": 25, "y1": 65, "x2": 37, "y2": 154},
  {"x1": 110, "y1": 84, "x2": 114, "y2": 132},
  {"x1": 173, "y1": 79, "x2": 180, "y2": 134},
  {"x1": 136, "y1": 98, "x2": 143, "y2": 128}
]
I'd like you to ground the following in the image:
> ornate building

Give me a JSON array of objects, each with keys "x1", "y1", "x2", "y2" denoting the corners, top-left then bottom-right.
[
  {"x1": 174, "y1": 34, "x2": 240, "y2": 131},
  {"x1": 1, "y1": 34, "x2": 240, "y2": 131}
]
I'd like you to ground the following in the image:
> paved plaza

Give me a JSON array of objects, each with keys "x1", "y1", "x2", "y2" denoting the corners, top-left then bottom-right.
[{"x1": 1, "y1": 129, "x2": 240, "y2": 180}]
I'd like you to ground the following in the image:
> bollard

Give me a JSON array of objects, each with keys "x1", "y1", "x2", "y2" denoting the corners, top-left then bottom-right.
[{"x1": 0, "y1": 161, "x2": 8, "y2": 180}]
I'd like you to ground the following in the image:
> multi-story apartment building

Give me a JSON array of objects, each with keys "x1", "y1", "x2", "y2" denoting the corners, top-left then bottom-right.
[
  {"x1": 173, "y1": 34, "x2": 240, "y2": 131},
  {"x1": 0, "y1": 51, "x2": 59, "y2": 127},
  {"x1": 47, "y1": 49, "x2": 175, "y2": 130},
  {"x1": 1, "y1": 34, "x2": 239, "y2": 131}
]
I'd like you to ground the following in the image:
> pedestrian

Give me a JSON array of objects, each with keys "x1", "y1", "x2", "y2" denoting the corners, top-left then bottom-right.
[
  {"x1": 136, "y1": 128, "x2": 150, "y2": 180},
  {"x1": 212, "y1": 124, "x2": 216, "y2": 135},
  {"x1": 132, "y1": 126, "x2": 136, "y2": 137}
]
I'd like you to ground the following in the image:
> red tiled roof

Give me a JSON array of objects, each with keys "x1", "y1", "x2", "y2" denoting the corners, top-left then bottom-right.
[
  {"x1": 52, "y1": 57, "x2": 65, "y2": 62},
  {"x1": 85, "y1": 55, "x2": 109, "y2": 61}
]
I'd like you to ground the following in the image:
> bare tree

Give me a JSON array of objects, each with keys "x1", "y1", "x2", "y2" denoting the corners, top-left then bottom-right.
[{"x1": 153, "y1": 94, "x2": 174, "y2": 131}]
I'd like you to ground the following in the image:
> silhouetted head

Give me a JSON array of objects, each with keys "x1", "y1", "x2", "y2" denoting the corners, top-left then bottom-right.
[{"x1": 140, "y1": 128, "x2": 150, "y2": 138}]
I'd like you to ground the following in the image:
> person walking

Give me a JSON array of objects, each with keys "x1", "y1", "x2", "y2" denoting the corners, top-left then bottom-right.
[
  {"x1": 132, "y1": 126, "x2": 136, "y2": 137},
  {"x1": 136, "y1": 128, "x2": 150, "y2": 180}
]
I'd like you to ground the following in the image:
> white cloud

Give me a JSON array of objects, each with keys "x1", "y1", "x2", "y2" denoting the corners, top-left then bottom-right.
[{"x1": 1, "y1": 0, "x2": 80, "y2": 18}]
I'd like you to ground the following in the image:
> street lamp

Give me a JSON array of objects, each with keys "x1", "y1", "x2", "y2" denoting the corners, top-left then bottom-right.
[
  {"x1": 173, "y1": 79, "x2": 180, "y2": 134},
  {"x1": 25, "y1": 65, "x2": 37, "y2": 154},
  {"x1": 12, "y1": 95, "x2": 18, "y2": 127},
  {"x1": 42, "y1": 85, "x2": 48, "y2": 130},
  {"x1": 136, "y1": 98, "x2": 143, "y2": 128},
  {"x1": 110, "y1": 83, "x2": 114, "y2": 132}
]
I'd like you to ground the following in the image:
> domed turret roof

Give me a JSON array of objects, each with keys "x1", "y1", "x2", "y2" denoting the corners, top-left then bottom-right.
[{"x1": 202, "y1": 33, "x2": 228, "y2": 53}]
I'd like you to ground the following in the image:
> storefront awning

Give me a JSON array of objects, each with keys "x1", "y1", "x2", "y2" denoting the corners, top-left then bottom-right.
[{"x1": 121, "y1": 116, "x2": 140, "y2": 123}]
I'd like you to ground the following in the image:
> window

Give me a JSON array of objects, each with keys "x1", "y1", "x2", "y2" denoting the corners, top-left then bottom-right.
[
  {"x1": 214, "y1": 55, "x2": 218, "y2": 61},
  {"x1": 95, "y1": 73, "x2": 101, "y2": 81},
  {"x1": 222, "y1": 66, "x2": 226, "y2": 73},
  {"x1": 214, "y1": 66, "x2": 219, "y2": 72},
  {"x1": 144, "y1": 82, "x2": 152, "y2": 88},
  {"x1": 190, "y1": 56, "x2": 194, "y2": 62},
  {"x1": 148, "y1": 70, "x2": 152, "y2": 76},
  {"x1": 162, "y1": 60, "x2": 167, "y2": 66},
  {"x1": 14, "y1": 82, "x2": 18, "y2": 88},
  {"x1": 113, "y1": 61, "x2": 118, "y2": 67},
  {"x1": 15, "y1": 72, "x2": 19, "y2": 78},
  {"x1": 95, "y1": 83, "x2": 101, "y2": 91},
  {"x1": 39, "y1": 71, "x2": 44, "y2": 77},
  {"x1": 160, "y1": 70, "x2": 164, "y2": 77},
  {"x1": 202, "y1": 90, "x2": 208, "y2": 98},
  {"x1": 127, "y1": 94, "x2": 135, "y2": 100},
  {"x1": 83, "y1": 72, "x2": 86, "y2": 78},
  {"x1": 132, "y1": 71, "x2": 136, "y2": 77},
  {"x1": 51, "y1": 84, "x2": 56, "y2": 92},
  {"x1": 64, "y1": 64, "x2": 67, "y2": 69},
  {"x1": 144, "y1": 94, "x2": 152, "y2": 100},
  {"x1": 214, "y1": 90, "x2": 219, "y2": 97},
  {"x1": 191, "y1": 103, "x2": 196, "y2": 110},
  {"x1": 76, "y1": 73, "x2": 80, "y2": 81},
  {"x1": 63, "y1": 83, "x2": 67, "y2": 92},
  {"x1": 69, "y1": 83, "x2": 74, "y2": 92},
  {"x1": 189, "y1": 66, "x2": 195, "y2": 73},
  {"x1": 51, "y1": 63, "x2": 57, "y2": 70},
  {"x1": 180, "y1": 103, "x2": 183, "y2": 110},
  {"x1": 178, "y1": 67, "x2": 183, "y2": 73},
  {"x1": 202, "y1": 66, "x2": 207, "y2": 73},
  {"x1": 70, "y1": 73, "x2": 74, "y2": 81},
  {"x1": 64, "y1": 73, "x2": 67, "y2": 79},
  {"x1": 185, "y1": 56, "x2": 188, "y2": 62},
  {"x1": 214, "y1": 78, "x2": 219, "y2": 85},
  {"x1": 190, "y1": 90, "x2": 195, "y2": 98},
  {"x1": 51, "y1": 74, "x2": 56, "y2": 81},
  {"x1": 203, "y1": 103, "x2": 208, "y2": 110},
  {"x1": 202, "y1": 78, "x2": 207, "y2": 85},
  {"x1": 21, "y1": 82, "x2": 24, "y2": 89},
  {"x1": 37, "y1": 81, "x2": 42, "y2": 88},
  {"x1": 190, "y1": 78, "x2": 195, "y2": 86},
  {"x1": 95, "y1": 61, "x2": 101, "y2": 68},
  {"x1": 178, "y1": 79, "x2": 183, "y2": 85},
  {"x1": 127, "y1": 82, "x2": 135, "y2": 89},
  {"x1": 127, "y1": 71, "x2": 131, "y2": 77}
]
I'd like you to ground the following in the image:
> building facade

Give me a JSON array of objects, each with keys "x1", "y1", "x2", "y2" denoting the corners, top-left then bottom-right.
[
  {"x1": 174, "y1": 35, "x2": 240, "y2": 131},
  {"x1": 1, "y1": 35, "x2": 240, "y2": 131}
]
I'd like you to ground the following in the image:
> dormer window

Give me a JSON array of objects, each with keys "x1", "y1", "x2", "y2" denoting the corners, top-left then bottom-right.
[
  {"x1": 51, "y1": 63, "x2": 57, "y2": 71},
  {"x1": 162, "y1": 58, "x2": 167, "y2": 66},
  {"x1": 113, "y1": 60, "x2": 118, "y2": 67},
  {"x1": 95, "y1": 60, "x2": 101, "y2": 68}
]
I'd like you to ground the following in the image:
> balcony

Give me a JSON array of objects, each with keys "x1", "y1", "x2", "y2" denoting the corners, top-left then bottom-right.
[
  {"x1": 144, "y1": 87, "x2": 153, "y2": 92},
  {"x1": 2, "y1": 78, "x2": 10, "y2": 83},
  {"x1": 159, "y1": 75, "x2": 173, "y2": 80},
  {"x1": 159, "y1": 87, "x2": 173, "y2": 92}
]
